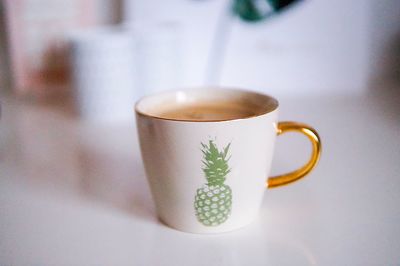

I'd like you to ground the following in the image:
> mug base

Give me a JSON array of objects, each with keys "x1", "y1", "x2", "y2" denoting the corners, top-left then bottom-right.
[{"x1": 158, "y1": 214, "x2": 259, "y2": 234}]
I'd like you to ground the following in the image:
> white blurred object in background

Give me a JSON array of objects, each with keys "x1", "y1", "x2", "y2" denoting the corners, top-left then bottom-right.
[
  {"x1": 69, "y1": 27, "x2": 135, "y2": 123},
  {"x1": 126, "y1": 22, "x2": 182, "y2": 96},
  {"x1": 124, "y1": 0, "x2": 372, "y2": 96},
  {"x1": 124, "y1": 0, "x2": 225, "y2": 88}
]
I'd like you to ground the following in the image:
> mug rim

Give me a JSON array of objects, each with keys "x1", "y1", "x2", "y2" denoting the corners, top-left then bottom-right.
[{"x1": 134, "y1": 87, "x2": 279, "y2": 122}]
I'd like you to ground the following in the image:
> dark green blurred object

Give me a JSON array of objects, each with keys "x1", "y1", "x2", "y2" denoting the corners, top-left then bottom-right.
[{"x1": 233, "y1": 0, "x2": 301, "y2": 22}]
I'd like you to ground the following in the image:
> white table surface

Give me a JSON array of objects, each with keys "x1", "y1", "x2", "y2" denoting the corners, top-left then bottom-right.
[{"x1": 1, "y1": 89, "x2": 399, "y2": 266}]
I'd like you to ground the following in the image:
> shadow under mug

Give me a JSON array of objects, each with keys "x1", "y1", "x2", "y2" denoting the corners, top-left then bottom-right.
[{"x1": 135, "y1": 87, "x2": 321, "y2": 234}]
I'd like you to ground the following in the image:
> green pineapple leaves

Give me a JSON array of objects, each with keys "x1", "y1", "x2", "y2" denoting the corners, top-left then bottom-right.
[{"x1": 201, "y1": 140, "x2": 231, "y2": 186}]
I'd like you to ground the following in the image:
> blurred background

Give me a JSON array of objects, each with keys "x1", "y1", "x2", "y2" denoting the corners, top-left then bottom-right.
[
  {"x1": 0, "y1": 0, "x2": 399, "y2": 111},
  {"x1": 0, "y1": 1, "x2": 400, "y2": 265}
]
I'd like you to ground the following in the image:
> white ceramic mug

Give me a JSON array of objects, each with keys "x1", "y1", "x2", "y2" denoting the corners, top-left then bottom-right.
[{"x1": 135, "y1": 88, "x2": 321, "y2": 234}]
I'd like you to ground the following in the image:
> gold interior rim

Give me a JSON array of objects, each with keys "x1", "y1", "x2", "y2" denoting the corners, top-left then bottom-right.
[{"x1": 134, "y1": 87, "x2": 279, "y2": 122}]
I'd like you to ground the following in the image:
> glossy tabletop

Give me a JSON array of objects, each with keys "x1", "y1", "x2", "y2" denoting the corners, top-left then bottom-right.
[{"x1": 1, "y1": 89, "x2": 399, "y2": 265}]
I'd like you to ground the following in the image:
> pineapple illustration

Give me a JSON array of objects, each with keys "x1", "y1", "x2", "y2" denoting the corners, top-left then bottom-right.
[{"x1": 194, "y1": 140, "x2": 232, "y2": 226}]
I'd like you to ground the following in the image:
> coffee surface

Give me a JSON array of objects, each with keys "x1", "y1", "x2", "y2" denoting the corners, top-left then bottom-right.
[{"x1": 157, "y1": 102, "x2": 258, "y2": 121}]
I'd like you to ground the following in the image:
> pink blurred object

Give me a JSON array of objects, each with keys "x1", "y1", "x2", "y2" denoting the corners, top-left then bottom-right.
[{"x1": 4, "y1": 0, "x2": 95, "y2": 98}]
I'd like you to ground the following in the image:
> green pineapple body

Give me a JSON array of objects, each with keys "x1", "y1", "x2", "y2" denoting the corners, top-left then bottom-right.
[
  {"x1": 194, "y1": 140, "x2": 232, "y2": 226},
  {"x1": 194, "y1": 184, "x2": 232, "y2": 226}
]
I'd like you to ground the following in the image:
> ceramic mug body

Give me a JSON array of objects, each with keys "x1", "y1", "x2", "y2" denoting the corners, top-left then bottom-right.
[{"x1": 135, "y1": 88, "x2": 320, "y2": 234}]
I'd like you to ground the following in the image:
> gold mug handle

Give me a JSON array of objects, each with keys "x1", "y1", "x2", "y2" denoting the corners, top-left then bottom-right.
[{"x1": 267, "y1": 121, "x2": 322, "y2": 188}]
